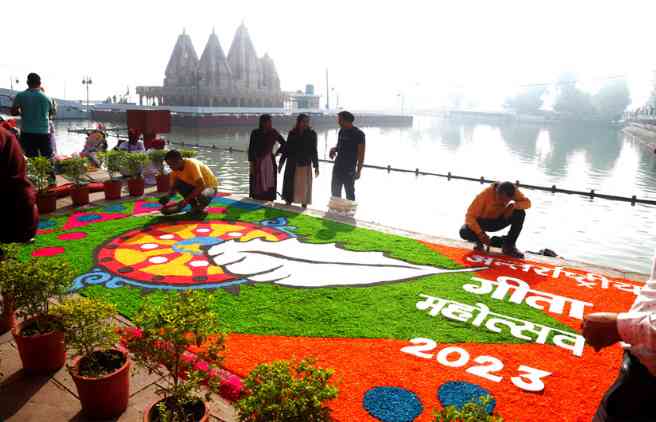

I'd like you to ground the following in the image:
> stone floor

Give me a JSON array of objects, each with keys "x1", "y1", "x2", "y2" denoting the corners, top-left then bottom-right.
[{"x1": 0, "y1": 311, "x2": 238, "y2": 422}]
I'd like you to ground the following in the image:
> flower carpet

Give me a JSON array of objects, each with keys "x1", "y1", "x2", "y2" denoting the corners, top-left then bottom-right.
[{"x1": 18, "y1": 193, "x2": 641, "y2": 421}]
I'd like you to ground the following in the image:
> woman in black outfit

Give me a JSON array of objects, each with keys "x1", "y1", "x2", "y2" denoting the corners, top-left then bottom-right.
[{"x1": 279, "y1": 114, "x2": 319, "y2": 208}]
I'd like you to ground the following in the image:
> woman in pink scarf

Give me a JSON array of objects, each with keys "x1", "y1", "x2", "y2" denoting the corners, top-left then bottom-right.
[{"x1": 248, "y1": 114, "x2": 285, "y2": 201}]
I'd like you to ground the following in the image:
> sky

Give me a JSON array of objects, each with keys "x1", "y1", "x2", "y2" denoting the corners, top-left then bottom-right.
[{"x1": 2, "y1": 0, "x2": 656, "y2": 111}]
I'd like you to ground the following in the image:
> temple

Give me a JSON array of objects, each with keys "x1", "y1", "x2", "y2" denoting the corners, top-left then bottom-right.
[{"x1": 136, "y1": 25, "x2": 283, "y2": 107}]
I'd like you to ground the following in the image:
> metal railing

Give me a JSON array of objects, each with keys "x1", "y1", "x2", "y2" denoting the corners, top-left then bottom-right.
[{"x1": 168, "y1": 140, "x2": 656, "y2": 207}]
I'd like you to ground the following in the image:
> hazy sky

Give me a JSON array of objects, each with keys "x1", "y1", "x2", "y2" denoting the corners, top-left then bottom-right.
[{"x1": 3, "y1": 0, "x2": 656, "y2": 111}]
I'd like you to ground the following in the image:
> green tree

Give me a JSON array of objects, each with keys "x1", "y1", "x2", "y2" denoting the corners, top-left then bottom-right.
[
  {"x1": 592, "y1": 78, "x2": 631, "y2": 120},
  {"x1": 504, "y1": 86, "x2": 547, "y2": 113},
  {"x1": 553, "y1": 73, "x2": 596, "y2": 117}
]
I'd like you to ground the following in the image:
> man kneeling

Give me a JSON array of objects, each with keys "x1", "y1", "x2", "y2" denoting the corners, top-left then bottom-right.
[
  {"x1": 159, "y1": 150, "x2": 218, "y2": 216},
  {"x1": 459, "y1": 181, "x2": 530, "y2": 259}
]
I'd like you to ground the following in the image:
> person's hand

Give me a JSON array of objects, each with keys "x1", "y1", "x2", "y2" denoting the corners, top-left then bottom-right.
[
  {"x1": 314, "y1": 168, "x2": 320, "y2": 178},
  {"x1": 478, "y1": 232, "x2": 491, "y2": 246},
  {"x1": 582, "y1": 312, "x2": 621, "y2": 352},
  {"x1": 158, "y1": 195, "x2": 171, "y2": 206},
  {"x1": 355, "y1": 169, "x2": 362, "y2": 180},
  {"x1": 329, "y1": 147, "x2": 337, "y2": 160}
]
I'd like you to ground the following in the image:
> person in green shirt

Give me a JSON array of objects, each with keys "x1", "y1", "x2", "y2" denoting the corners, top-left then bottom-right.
[{"x1": 11, "y1": 73, "x2": 54, "y2": 157}]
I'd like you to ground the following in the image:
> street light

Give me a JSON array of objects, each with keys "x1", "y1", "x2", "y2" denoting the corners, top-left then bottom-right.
[
  {"x1": 9, "y1": 76, "x2": 19, "y2": 91},
  {"x1": 82, "y1": 76, "x2": 93, "y2": 112},
  {"x1": 397, "y1": 93, "x2": 405, "y2": 115}
]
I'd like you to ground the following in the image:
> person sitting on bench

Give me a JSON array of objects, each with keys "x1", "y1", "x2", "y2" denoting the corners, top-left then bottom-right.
[
  {"x1": 159, "y1": 150, "x2": 218, "y2": 215},
  {"x1": 459, "y1": 181, "x2": 530, "y2": 259}
]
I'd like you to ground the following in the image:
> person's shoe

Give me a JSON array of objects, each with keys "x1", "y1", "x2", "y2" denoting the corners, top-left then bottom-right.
[
  {"x1": 473, "y1": 242, "x2": 485, "y2": 252},
  {"x1": 490, "y1": 236, "x2": 506, "y2": 248},
  {"x1": 502, "y1": 245, "x2": 525, "y2": 259}
]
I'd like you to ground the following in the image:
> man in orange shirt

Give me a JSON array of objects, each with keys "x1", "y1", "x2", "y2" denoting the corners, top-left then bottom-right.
[
  {"x1": 159, "y1": 150, "x2": 218, "y2": 216},
  {"x1": 459, "y1": 181, "x2": 531, "y2": 258}
]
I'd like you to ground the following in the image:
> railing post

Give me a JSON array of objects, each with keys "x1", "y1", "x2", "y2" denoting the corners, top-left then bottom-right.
[
  {"x1": 551, "y1": 185, "x2": 556, "y2": 193},
  {"x1": 387, "y1": 165, "x2": 391, "y2": 173},
  {"x1": 631, "y1": 195, "x2": 637, "y2": 206},
  {"x1": 447, "y1": 171, "x2": 451, "y2": 181},
  {"x1": 480, "y1": 176, "x2": 484, "y2": 184},
  {"x1": 590, "y1": 189, "x2": 595, "y2": 198},
  {"x1": 415, "y1": 168, "x2": 420, "y2": 176}
]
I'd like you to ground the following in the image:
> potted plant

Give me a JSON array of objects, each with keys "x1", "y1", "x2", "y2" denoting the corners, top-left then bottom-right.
[
  {"x1": 102, "y1": 150, "x2": 125, "y2": 200},
  {"x1": 52, "y1": 297, "x2": 130, "y2": 419},
  {"x1": 236, "y1": 358, "x2": 338, "y2": 422},
  {"x1": 60, "y1": 156, "x2": 89, "y2": 206},
  {"x1": 3, "y1": 257, "x2": 74, "y2": 374},
  {"x1": 148, "y1": 149, "x2": 170, "y2": 193},
  {"x1": 123, "y1": 152, "x2": 149, "y2": 197},
  {"x1": 125, "y1": 290, "x2": 224, "y2": 422},
  {"x1": 27, "y1": 156, "x2": 57, "y2": 214},
  {"x1": 0, "y1": 243, "x2": 20, "y2": 335}
]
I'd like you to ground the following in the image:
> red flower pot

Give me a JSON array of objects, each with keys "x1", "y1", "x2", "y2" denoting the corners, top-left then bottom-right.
[
  {"x1": 128, "y1": 177, "x2": 145, "y2": 197},
  {"x1": 36, "y1": 191, "x2": 57, "y2": 214},
  {"x1": 12, "y1": 317, "x2": 66, "y2": 374},
  {"x1": 71, "y1": 185, "x2": 90, "y2": 207},
  {"x1": 103, "y1": 180, "x2": 123, "y2": 201},
  {"x1": 0, "y1": 294, "x2": 15, "y2": 335},
  {"x1": 143, "y1": 398, "x2": 209, "y2": 422},
  {"x1": 156, "y1": 174, "x2": 171, "y2": 193},
  {"x1": 71, "y1": 349, "x2": 131, "y2": 419}
]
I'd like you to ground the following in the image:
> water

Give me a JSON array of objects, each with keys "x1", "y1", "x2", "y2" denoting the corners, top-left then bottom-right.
[{"x1": 51, "y1": 117, "x2": 656, "y2": 274}]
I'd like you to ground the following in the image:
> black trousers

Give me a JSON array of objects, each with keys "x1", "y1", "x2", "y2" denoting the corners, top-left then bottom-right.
[
  {"x1": 19, "y1": 132, "x2": 53, "y2": 158},
  {"x1": 459, "y1": 209, "x2": 525, "y2": 247},
  {"x1": 331, "y1": 167, "x2": 356, "y2": 201},
  {"x1": 174, "y1": 179, "x2": 216, "y2": 210},
  {"x1": 593, "y1": 351, "x2": 656, "y2": 422}
]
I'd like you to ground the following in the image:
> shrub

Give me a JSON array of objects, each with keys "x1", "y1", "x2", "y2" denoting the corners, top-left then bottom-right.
[
  {"x1": 101, "y1": 150, "x2": 126, "y2": 181},
  {"x1": 180, "y1": 149, "x2": 197, "y2": 158},
  {"x1": 59, "y1": 156, "x2": 88, "y2": 186},
  {"x1": 122, "y1": 152, "x2": 149, "y2": 179},
  {"x1": 236, "y1": 358, "x2": 338, "y2": 422},
  {"x1": 125, "y1": 290, "x2": 225, "y2": 421},
  {"x1": 0, "y1": 255, "x2": 74, "y2": 335},
  {"x1": 434, "y1": 395, "x2": 505, "y2": 422},
  {"x1": 148, "y1": 149, "x2": 168, "y2": 175},
  {"x1": 27, "y1": 156, "x2": 54, "y2": 193},
  {"x1": 52, "y1": 297, "x2": 121, "y2": 377}
]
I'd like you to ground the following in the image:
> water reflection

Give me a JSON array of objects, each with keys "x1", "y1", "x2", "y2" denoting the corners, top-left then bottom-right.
[{"x1": 51, "y1": 117, "x2": 656, "y2": 273}]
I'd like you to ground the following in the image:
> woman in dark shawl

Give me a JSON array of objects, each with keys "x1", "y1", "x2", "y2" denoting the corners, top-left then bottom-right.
[
  {"x1": 248, "y1": 114, "x2": 285, "y2": 201},
  {"x1": 0, "y1": 126, "x2": 38, "y2": 244},
  {"x1": 279, "y1": 114, "x2": 319, "y2": 208}
]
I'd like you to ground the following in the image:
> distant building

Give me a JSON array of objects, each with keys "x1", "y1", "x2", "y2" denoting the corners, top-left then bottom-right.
[
  {"x1": 137, "y1": 24, "x2": 283, "y2": 107},
  {"x1": 284, "y1": 84, "x2": 321, "y2": 111}
]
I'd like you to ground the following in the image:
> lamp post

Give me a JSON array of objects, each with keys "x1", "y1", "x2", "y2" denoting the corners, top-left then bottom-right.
[
  {"x1": 82, "y1": 76, "x2": 93, "y2": 113},
  {"x1": 397, "y1": 93, "x2": 405, "y2": 115},
  {"x1": 10, "y1": 76, "x2": 19, "y2": 91}
]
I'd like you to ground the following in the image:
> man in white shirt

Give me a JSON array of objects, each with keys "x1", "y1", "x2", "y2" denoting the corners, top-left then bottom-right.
[{"x1": 583, "y1": 255, "x2": 656, "y2": 421}]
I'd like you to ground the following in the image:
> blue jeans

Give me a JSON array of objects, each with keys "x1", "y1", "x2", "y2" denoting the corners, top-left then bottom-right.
[{"x1": 331, "y1": 167, "x2": 356, "y2": 201}]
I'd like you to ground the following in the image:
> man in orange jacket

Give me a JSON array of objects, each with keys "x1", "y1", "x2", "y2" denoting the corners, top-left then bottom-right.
[{"x1": 459, "y1": 181, "x2": 530, "y2": 258}]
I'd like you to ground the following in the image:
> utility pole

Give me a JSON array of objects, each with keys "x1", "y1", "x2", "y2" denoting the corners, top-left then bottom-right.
[
  {"x1": 82, "y1": 76, "x2": 93, "y2": 119},
  {"x1": 325, "y1": 68, "x2": 330, "y2": 110}
]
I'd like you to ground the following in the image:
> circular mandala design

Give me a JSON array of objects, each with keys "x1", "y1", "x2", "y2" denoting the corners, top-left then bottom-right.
[{"x1": 95, "y1": 220, "x2": 291, "y2": 287}]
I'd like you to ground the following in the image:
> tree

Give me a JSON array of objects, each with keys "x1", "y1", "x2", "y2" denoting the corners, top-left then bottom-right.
[
  {"x1": 553, "y1": 72, "x2": 596, "y2": 117},
  {"x1": 592, "y1": 78, "x2": 630, "y2": 121},
  {"x1": 504, "y1": 86, "x2": 547, "y2": 113}
]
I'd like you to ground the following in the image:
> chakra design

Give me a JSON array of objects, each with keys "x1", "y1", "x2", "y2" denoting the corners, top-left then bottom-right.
[{"x1": 87, "y1": 220, "x2": 293, "y2": 289}]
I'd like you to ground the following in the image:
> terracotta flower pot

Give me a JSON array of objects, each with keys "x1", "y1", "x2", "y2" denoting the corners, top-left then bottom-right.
[
  {"x1": 103, "y1": 179, "x2": 123, "y2": 201},
  {"x1": 143, "y1": 398, "x2": 209, "y2": 422},
  {"x1": 128, "y1": 177, "x2": 145, "y2": 197},
  {"x1": 71, "y1": 184, "x2": 90, "y2": 207},
  {"x1": 0, "y1": 294, "x2": 15, "y2": 335},
  {"x1": 12, "y1": 317, "x2": 65, "y2": 374},
  {"x1": 36, "y1": 191, "x2": 57, "y2": 214},
  {"x1": 156, "y1": 174, "x2": 170, "y2": 193},
  {"x1": 71, "y1": 349, "x2": 131, "y2": 419}
]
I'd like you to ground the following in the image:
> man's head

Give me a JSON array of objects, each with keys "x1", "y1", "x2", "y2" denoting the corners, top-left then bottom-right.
[
  {"x1": 337, "y1": 111, "x2": 354, "y2": 128},
  {"x1": 259, "y1": 114, "x2": 272, "y2": 130},
  {"x1": 27, "y1": 73, "x2": 41, "y2": 89},
  {"x1": 496, "y1": 181, "x2": 516, "y2": 205},
  {"x1": 165, "y1": 150, "x2": 185, "y2": 171},
  {"x1": 296, "y1": 113, "x2": 309, "y2": 131}
]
